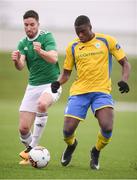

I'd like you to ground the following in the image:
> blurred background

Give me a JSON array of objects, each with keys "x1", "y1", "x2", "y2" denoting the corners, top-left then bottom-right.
[
  {"x1": 0, "y1": 0, "x2": 137, "y2": 54},
  {"x1": 0, "y1": 1, "x2": 137, "y2": 178},
  {"x1": 0, "y1": 0, "x2": 137, "y2": 107}
]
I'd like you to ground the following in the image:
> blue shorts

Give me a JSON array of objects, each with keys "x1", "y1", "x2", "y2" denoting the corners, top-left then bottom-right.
[{"x1": 64, "y1": 92, "x2": 114, "y2": 121}]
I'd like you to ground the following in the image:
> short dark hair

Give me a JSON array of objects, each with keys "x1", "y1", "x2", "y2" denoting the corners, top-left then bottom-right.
[
  {"x1": 23, "y1": 10, "x2": 39, "y2": 21},
  {"x1": 74, "y1": 15, "x2": 91, "y2": 26}
]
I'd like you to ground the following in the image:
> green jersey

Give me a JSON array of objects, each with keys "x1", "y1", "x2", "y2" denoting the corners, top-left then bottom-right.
[{"x1": 18, "y1": 30, "x2": 60, "y2": 86}]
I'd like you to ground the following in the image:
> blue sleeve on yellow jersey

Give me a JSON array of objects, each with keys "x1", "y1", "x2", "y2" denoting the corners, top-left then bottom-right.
[
  {"x1": 106, "y1": 35, "x2": 126, "y2": 60},
  {"x1": 63, "y1": 39, "x2": 80, "y2": 70}
]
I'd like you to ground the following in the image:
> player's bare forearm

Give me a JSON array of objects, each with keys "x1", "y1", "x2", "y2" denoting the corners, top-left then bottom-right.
[
  {"x1": 39, "y1": 49, "x2": 58, "y2": 64},
  {"x1": 33, "y1": 42, "x2": 58, "y2": 64},
  {"x1": 117, "y1": 57, "x2": 131, "y2": 93},
  {"x1": 51, "y1": 69, "x2": 72, "y2": 93},
  {"x1": 58, "y1": 69, "x2": 72, "y2": 85},
  {"x1": 119, "y1": 57, "x2": 131, "y2": 82},
  {"x1": 11, "y1": 51, "x2": 25, "y2": 71},
  {"x1": 14, "y1": 60, "x2": 25, "y2": 71}
]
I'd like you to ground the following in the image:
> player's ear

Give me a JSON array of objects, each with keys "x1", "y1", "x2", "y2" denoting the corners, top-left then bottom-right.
[{"x1": 89, "y1": 24, "x2": 92, "y2": 30}]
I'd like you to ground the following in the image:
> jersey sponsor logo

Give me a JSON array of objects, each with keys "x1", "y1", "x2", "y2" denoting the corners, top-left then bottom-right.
[
  {"x1": 95, "y1": 42, "x2": 101, "y2": 48},
  {"x1": 24, "y1": 47, "x2": 28, "y2": 51},
  {"x1": 116, "y1": 43, "x2": 121, "y2": 50},
  {"x1": 76, "y1": 51, "x2": 103, "y2": 59}
]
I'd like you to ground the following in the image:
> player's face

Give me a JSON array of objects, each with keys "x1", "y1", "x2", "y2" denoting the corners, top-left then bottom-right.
[
  {"x1": 75, "y1": 24, "x2": 93, "y2": 43},
  {"x1": 24, "y1": 18, "x2": 39, "y2": 38}
]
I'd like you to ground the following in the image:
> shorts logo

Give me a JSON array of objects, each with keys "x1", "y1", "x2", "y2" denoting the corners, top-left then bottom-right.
[
  {"x1": 95, "y1": 43, "x2": 101, "y2": 48},
  {"x1": 116, "y1": 44, "x2": 121, "y2": 50}
]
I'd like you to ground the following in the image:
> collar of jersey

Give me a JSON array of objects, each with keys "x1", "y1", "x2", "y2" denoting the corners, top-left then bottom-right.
[
  {"x1": 26, "y1": 29, "x2": 41, "y2": 41},
  {"x1": 78, "y1": 34, "x2": 96, "y2": 45}
]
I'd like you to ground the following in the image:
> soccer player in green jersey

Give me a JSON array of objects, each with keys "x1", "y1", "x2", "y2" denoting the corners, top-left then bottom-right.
[
  {"x1": 11, "y1": 10, "x2": 61, "y2": 165},
  {"x1": 51, "y1": 15, "x2": 131, "y2": 169}
]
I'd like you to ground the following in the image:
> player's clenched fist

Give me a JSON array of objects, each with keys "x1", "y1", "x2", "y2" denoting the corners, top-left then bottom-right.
[
  {"x1": 33, "y1": 42, "x2": 41, "y2": 53},
  {"x1": 11, "y1": 50, "x2": 21, "y2": 62}
]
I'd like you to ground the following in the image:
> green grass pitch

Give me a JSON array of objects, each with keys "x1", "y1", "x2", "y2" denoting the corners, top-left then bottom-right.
[
  {"x1": 0, "y1": 101, "x2": 137, "y2": 179},
  {"x1": 0, "y1": 52, "x2": 137, "y2": 179}
]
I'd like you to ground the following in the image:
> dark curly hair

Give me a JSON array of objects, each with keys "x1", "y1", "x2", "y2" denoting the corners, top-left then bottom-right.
[
  {"x1": 74, "y1": 15, "x2": 91, "y2": 26},
  {"x1": 23, "y1": 10, "x2": 39, "y2": 21}
]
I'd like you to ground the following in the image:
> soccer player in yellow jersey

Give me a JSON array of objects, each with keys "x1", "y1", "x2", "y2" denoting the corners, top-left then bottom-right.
[{"x1": 51, "y1": 15, "x2": 131, "y2": 170}]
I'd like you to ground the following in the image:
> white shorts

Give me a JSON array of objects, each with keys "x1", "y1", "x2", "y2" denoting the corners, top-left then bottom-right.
[{"x1": 19, "y1": 83, "x2": 62, "y2": 113}]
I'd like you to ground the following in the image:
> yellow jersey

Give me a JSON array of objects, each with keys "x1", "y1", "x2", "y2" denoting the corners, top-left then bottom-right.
[{"x1": 63, "y1": 33, "x2": 126, "y2": 96}]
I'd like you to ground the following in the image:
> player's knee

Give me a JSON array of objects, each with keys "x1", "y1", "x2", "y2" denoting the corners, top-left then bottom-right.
[
  {"x1": 19, "y1": 127, "x2": 30, "y2": 135},
  {"x1": 102, "y1": 126, "x2": 113, "y2": 133},
  {"x1": 101, "y1": 122, "x2": 113, "y2": 133},
  {"x1": 63, "y1": 129, "x2": 74, "y2": 138},
  {"x1": 37, "y1": 101, "x2": 47, "y2": 112}
]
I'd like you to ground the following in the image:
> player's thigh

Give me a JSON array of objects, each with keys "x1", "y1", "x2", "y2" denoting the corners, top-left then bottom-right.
[
  {"x1": 63, "y1": 116, "x2": 80, "y2": 133},
  {"x1": 91, "y1": 92, "x2": 114, "y2": 130},
  {"x1": 19, "y1": 111, "x2": 36, "y2": 131},
  {"x1": 38, "y1": 84, "x2": 62, "y2": 110},
  {"x1": 38, "y1": 92, "x2": 53, "y2": 109},
  {"x1": 96, "y1": 107, "x2": 114, "y2": 130}
]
